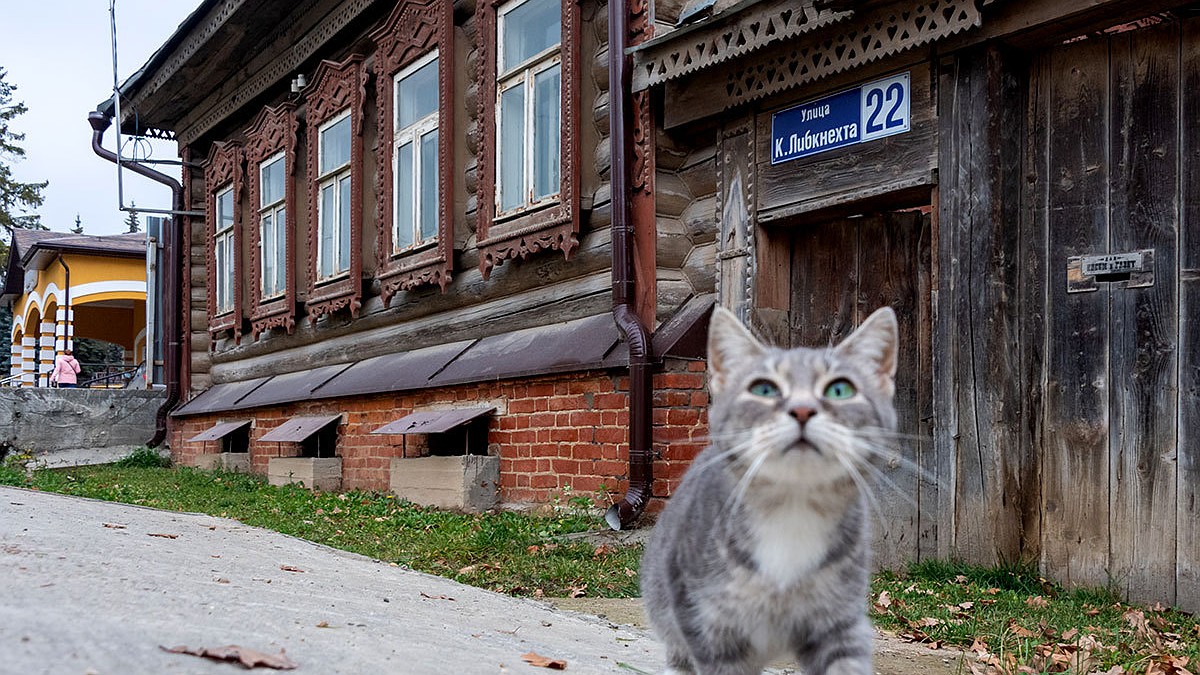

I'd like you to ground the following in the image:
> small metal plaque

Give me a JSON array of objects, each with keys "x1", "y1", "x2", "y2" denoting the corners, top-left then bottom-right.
[{"x1": 1067, "y1": 249, "x2": 1154, "y2": 293}]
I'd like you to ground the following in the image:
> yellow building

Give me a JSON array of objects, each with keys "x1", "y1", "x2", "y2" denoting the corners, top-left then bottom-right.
[{"x1": 2, "y1": 230, "x2": 148, "y2": 387}]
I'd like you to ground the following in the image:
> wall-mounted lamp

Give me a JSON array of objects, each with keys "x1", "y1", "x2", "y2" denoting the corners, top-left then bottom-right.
[{"x1": 290, "y1": 73, "x2": 308, "y2": 93}]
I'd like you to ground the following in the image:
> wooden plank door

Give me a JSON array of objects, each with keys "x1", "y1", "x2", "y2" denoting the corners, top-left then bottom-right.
[{"x1": 789, "y1": 212, "x2": 932, "y2": 570}]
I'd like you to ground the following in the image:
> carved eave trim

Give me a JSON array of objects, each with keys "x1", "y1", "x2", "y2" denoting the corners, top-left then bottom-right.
[
  {"x1": 204, "y1": 140, "x2": 244, "y2": 342},
  {"x1": 243, "y1": 102, "x2": 299, "y2": 339},
  {"x1": 173, "y1": 0, "x2": 379, "y2": 145},
  {"x1": 661, "y1": 0, "x2": 983, "y2": 127},
  {"x1": 304, "y1": 55, "x2": 368, "y2": 324},
  {"x1": 371, "y1": 0, "x2": 455, "y2": 304},
  {"x1": 632, "y1": 0, "x2": 853, "y2": 91},
  {"x1": 475, "y1": 0, "x2": 581, "y2": 281}
]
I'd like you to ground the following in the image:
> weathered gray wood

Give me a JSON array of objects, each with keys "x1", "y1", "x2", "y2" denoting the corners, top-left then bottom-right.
[
  {"x1": 859, "y1": 213, "x2": 923, "y2": 570},
  {"x1": 790, "y1": 219, "x2": 855, "y2": 349},
  {"x1": 1107, "y1": 23, "x2": 1180, "y2": 607},
  {"x1": 756, "y1": 64, "x2": 935, "y2": 223},
  {"x1": 935, "y1": 46, "x2": 1032, "y2": 566},
  {"x1": 1178, "y1": 15, "x2": 1200, "y2": 615},
  {"x1": 1039, "y1": 37, "x2": 1111, "y2": 589}
]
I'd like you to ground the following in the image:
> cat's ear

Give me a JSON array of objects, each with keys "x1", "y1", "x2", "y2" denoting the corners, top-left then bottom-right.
[
  {"x1": 707, "y1": 306, "x2": 765, "y2": 395},
  {"x1": 835, "y1": 306, "x2": 898, "y2": 396}
]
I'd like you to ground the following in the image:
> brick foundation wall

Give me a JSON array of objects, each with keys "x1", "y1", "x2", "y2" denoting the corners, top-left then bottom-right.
[{"x1": 170, "y1": 358, "x2": 709, "y2": 509}]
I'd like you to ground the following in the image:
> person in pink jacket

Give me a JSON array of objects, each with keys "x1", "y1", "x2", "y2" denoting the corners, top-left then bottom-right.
[{"x1": 51, "y1": 350, "x2": 81, "y2": 388}]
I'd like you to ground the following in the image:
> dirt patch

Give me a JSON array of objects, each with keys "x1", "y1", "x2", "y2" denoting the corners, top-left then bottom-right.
[{"x1": 543, "y1": 597, "x2": 967, "y2": 675}]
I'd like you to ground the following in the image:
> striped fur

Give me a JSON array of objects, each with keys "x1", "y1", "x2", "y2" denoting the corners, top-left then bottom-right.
[{"x1": 641, "y1": 306, "x2": 899, "y2": 675}]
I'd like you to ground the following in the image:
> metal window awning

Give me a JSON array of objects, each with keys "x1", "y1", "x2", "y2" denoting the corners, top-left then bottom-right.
[
  {"x1": 371, "y1": 407, "x2": 495, "y2": 435},
  {"x1": 186, "y1": 420, "x2": 252, "y2": 443},
  {"x1": 259, "y1": 414, "x2": 343, "y2": 442}
]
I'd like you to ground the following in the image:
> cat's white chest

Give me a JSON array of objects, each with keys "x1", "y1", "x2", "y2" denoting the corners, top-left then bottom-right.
[{"x1": 748, "y1": 503, "x2": 837, "y2": 587}]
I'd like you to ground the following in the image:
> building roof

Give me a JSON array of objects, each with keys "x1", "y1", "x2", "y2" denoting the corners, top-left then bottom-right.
[{"x1": 2, "y1": 229, "x2": 146, "y2": 302}]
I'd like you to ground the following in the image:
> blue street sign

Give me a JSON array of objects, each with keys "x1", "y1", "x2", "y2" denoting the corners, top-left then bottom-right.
[{"x1": 771, "y1": 72, "x2": 911, "y2": 165}]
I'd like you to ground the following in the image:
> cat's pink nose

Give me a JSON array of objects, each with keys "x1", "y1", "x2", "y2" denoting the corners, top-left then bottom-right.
[{"x1": 789, "y1": 406, "x2": 817, "y2": 424}]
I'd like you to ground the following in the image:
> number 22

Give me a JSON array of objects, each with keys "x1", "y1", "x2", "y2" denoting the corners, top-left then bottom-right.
[{"x1": 865, "y1": 82, "x2": 905, "y2": 134}]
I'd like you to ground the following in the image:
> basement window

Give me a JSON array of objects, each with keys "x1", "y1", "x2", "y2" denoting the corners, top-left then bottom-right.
[
  {"x1": 186, "y1": 420, "x2": 251, "y2": 453},
  {"x1": 259, "y1": 414, "x2": 342, "y2": 458},
  {"x1": 372, "y1": 406, "x2": 494, "y2": 456}
]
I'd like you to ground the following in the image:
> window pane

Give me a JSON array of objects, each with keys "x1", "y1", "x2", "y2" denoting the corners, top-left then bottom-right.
[
  {"x1": 320, "y1": 183, "x2": 335, "y2": 277},
  {"x1": 262, "y1": 213, "x2": 275, "y2": 295},
  {"x1": 501, "y1": 0, "x2": 560, "y2": 73},
  {"x1": 216, "y1": 189, "x2": 234, "y2": 232},
  {"x1": 215, "y1": 238, "x2": 226, "y2": 309},
  {"x1": 499, "y1": 83, "x2": 526, "y2": 212},
  {"x1": 319, "y1": 115, "x2": 351, "y2": 175},
  {"x1": 419, "y1": 129, "x2": 438, "y2": 241},
  {"x1": 261, "y1": 156, "x2": 285, "y2": 206},
  {"x1": 396, "y1": 141, "x2": 414, "y2": 250},
  {"x1": 532, "y1": 64, "x2": 561, "y2": 200},
  {"x1": 275, "y1": 207, "x2": 287, "y2": 292},
  {"x1": 338, "y1": 176, "x2": 351, "y2": 273},
  {"x1": 397, "y1": 58, "x2": 439, "y2": 130}
]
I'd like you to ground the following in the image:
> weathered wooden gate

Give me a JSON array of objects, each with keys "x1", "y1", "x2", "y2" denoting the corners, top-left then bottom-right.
[
  {"x1": 788, "y1": 212, "x2": 933, "y2": 571},
  {"x1": 1026, "y1": 17, "x2": 1199, "y2": 608}
]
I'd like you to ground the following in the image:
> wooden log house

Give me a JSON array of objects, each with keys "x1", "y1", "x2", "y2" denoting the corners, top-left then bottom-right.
[{"x1": 96, "y1": 0, "x2": 1199, "y2": 610}]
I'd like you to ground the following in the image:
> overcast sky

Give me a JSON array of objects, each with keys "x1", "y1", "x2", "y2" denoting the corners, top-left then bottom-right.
[{"x1": 1, "y1": 1, "x2": 201, "y2": 236}]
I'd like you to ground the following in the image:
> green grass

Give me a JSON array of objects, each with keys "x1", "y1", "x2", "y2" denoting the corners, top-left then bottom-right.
[
  {"x1": 0, "y1": 460, "x2": 639, "y2": 598},
  {"x1": 872, "y1": 559, "x2": 1200, "y2": 673},
  {"x1": 4, "y1": 456, "x2": 1198, "y2": 674}
]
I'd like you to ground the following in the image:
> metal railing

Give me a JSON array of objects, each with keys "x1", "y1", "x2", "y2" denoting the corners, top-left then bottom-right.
[{"x1": 79, "y1": 361, "x2": 144, "y2": 389}]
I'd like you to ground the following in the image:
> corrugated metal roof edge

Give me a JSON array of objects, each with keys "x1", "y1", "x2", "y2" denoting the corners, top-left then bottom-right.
[{"x1": 170, "y1": 316, "x2": 634, "y2": 419}]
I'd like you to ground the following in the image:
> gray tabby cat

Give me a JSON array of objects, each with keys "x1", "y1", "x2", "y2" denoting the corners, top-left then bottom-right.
[{"x1": 641, "y1": 305, "x2": 899, "y2": 675}]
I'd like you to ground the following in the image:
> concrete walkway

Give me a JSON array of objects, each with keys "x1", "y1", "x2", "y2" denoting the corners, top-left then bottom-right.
[
  {"x1": 0, "y1": 486, "x2": 965, "y2": 675},
  {"x1": 0, "y1": 486, "x2": 660, "y2": 674}
]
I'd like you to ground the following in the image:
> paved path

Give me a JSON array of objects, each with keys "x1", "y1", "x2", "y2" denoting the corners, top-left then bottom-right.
[{"x1": 0, "y1": 486, "x2": 661, "y2": 674}]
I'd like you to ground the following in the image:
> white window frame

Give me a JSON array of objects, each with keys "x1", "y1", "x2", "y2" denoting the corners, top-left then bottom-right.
[
  {"x1": 214, "y1": 185, "x2": 235, "y2": 314},
  {"x1": 393, "y1": 49, "x2": 440, "y2": 254},
  {"x1": 495, "y1": 0, "x2": 561, "y2": 216},
  {"x1": 259, "y1": 152, "x2": 287, "y2": 299},
  {"x1": 316, "y1": 109, "x2": 352, "y2": 281}
]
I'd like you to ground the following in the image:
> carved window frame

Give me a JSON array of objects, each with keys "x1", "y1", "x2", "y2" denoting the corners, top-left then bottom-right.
[
  {"x1": 244, "y1": 103, "x2": 299, "y2": 339},
  {"x1": 305, "y1": 55, "x2": 367, "y2": 322},
  {"x1": 371, "y1": 0, "x2": 455, "y2": 305},
  {"x1": 475, "y1": 0, "x2": 580, "y2": 280},
  {"x1": 204, "y1": 141, "x2": 243, "y2": 341}
]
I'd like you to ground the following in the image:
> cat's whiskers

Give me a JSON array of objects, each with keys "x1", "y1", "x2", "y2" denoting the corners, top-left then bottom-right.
[{"x1": 834, "y1": 451, "x2": 884, "y2": 525}]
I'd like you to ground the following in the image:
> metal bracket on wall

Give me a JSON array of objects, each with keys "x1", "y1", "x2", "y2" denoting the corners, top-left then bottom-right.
[{"x1": 1066, "y1": 249, "x2": 1155, "y2": 293}]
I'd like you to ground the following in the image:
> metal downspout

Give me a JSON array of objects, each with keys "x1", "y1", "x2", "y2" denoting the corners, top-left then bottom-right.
[
  {"x1": 88, "y1": 111, "x2": 181, "y2": 448},
  {"x1": 604, "y1": 0, "x2": 654, "y2": 530},
  {"x1": 56, "y1": 256, "x2": 69, "y2": 352}
]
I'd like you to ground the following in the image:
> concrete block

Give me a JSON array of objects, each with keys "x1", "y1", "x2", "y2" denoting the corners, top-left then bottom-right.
[
  {"x1": 268, "y1": 457, "x2": 342, "y2": 491},
  {"x1": 390, "y1": 455, "x2": 499, "y2": 512},
  {"x1": 194, "y1": 454, "x2": 222, "y2": 470},
  {"x1": 219, "y1": 453, "x2": 250, "y2": 473}
]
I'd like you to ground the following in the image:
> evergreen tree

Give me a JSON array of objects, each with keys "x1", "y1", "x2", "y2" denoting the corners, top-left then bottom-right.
[
  {"x1": 0, "y1": 68, "x2": 47, "y2": 235},
  {"x1": 124, "y1": 202, "x2": 140, "y2": 233},
  {"x1": 71, "y1": 214, "x2": 83, "y2": 234}
]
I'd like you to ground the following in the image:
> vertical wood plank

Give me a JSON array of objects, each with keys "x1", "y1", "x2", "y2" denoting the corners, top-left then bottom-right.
[
  {"x1": 934, "y1": 47, "x2": 1031, "y2": 566},
  {"x1": 916, "y1": 211, "x2": 937, "y2": 562},
  {"x1": 1107, "y1": 23, "x2": 1180, "y2": 607},
  {"x1": 858, "y1": 212, "x2": 923, "y2": 570},
  {"x1": 789, "y1": 221, "x2": 856, "y2": 349},
  {"x1": 1039, "y1": 37, "x2": 1112, "y2": 590},
  {"x1": 1176, "y1": 16, "x2": 1200, "y2": 613}
]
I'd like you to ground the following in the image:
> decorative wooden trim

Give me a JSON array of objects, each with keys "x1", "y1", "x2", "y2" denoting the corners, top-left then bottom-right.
[
  {"x1": 304, "y1": 55, "x2": 367, "y2": 323},
  {"x1": 244, "y1": 103, "x2": 299, "y2": 339},
  {"x1": 633, "y1": 0, "x2": 851, "y2": 90},
  {"x1": 370, "y1": 0, "x2": 455, "y2": 305},
  {"x1": 475, "y1": 0, "x2": 581, "y2": 280},
  {"x1": 661, "y1": 0, "x2": 982, "y2": 126},
  {"x1": 204, "y1": 141, "x2": 243, "y2": 341},
  {"x1": 716, "y1": 122, "x2": 756, "y2": 322}
]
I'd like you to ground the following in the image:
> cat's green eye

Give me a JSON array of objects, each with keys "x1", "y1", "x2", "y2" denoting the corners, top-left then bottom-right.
[
  {"x1": 823, "y1": 379, "x2": 857, "y2": 400},
  {"x1": 747, "y1": 379, "x2": 782, "y2": 398}
]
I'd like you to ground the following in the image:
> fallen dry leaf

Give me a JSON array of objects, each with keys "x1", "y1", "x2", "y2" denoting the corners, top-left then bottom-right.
[
  {"x1": 1026, "y1": 595, "x2": 1049, "y2": 608},
  {"x1": 970, "y1": 636, "x2": 989, "y2": 655},
  {"x1": 593, "y1": 544, "x2": 614, "y2": 557},
  {"x1": 102, "y1": 523, "x2": 126, "y2": 529},
  {"x1": 569, "y1": 584, "x2": 587, "y2": 598},
  {"x1": 875, "y1": 590, "x2": 893, "y2": 611},
  {"x1": 161, "y1": 644, "x2": 297, "y2": 670},
  {"x1": 147, "y1": 533, "x2": 179, "y2": 539},
  {"x1": 420, "y1": 593, "x2": 455, "y2": 601},
  {"x1": 316, "y1": 621, "x2": 330, "y2": 628},
  {"x1": 521, "y1": 651, "x2": 567, "y2": 670},
  {"x1": 279, "y1": 565, "x2": 305, "y2": 573}
]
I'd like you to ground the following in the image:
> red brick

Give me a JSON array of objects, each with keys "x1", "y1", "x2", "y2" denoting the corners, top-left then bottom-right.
[
  {"x1": 594, "y1": 393, "x2": 627, "y2": 409},
  {"x1": 530, "y1": 473, "x2": 558, "y2": 489},
  {"x1": 594, "y1": 427, "x2": 625, "y2": 444},
  {"x1": 568, "y1": 411, "x2": 601, "y2": 427},
  {"x1": 508, "y1": 398, "x2": 537, "y2": 413},
  {"x1": 667, "y1": 408, "x2": 701, "y2": 426}
]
